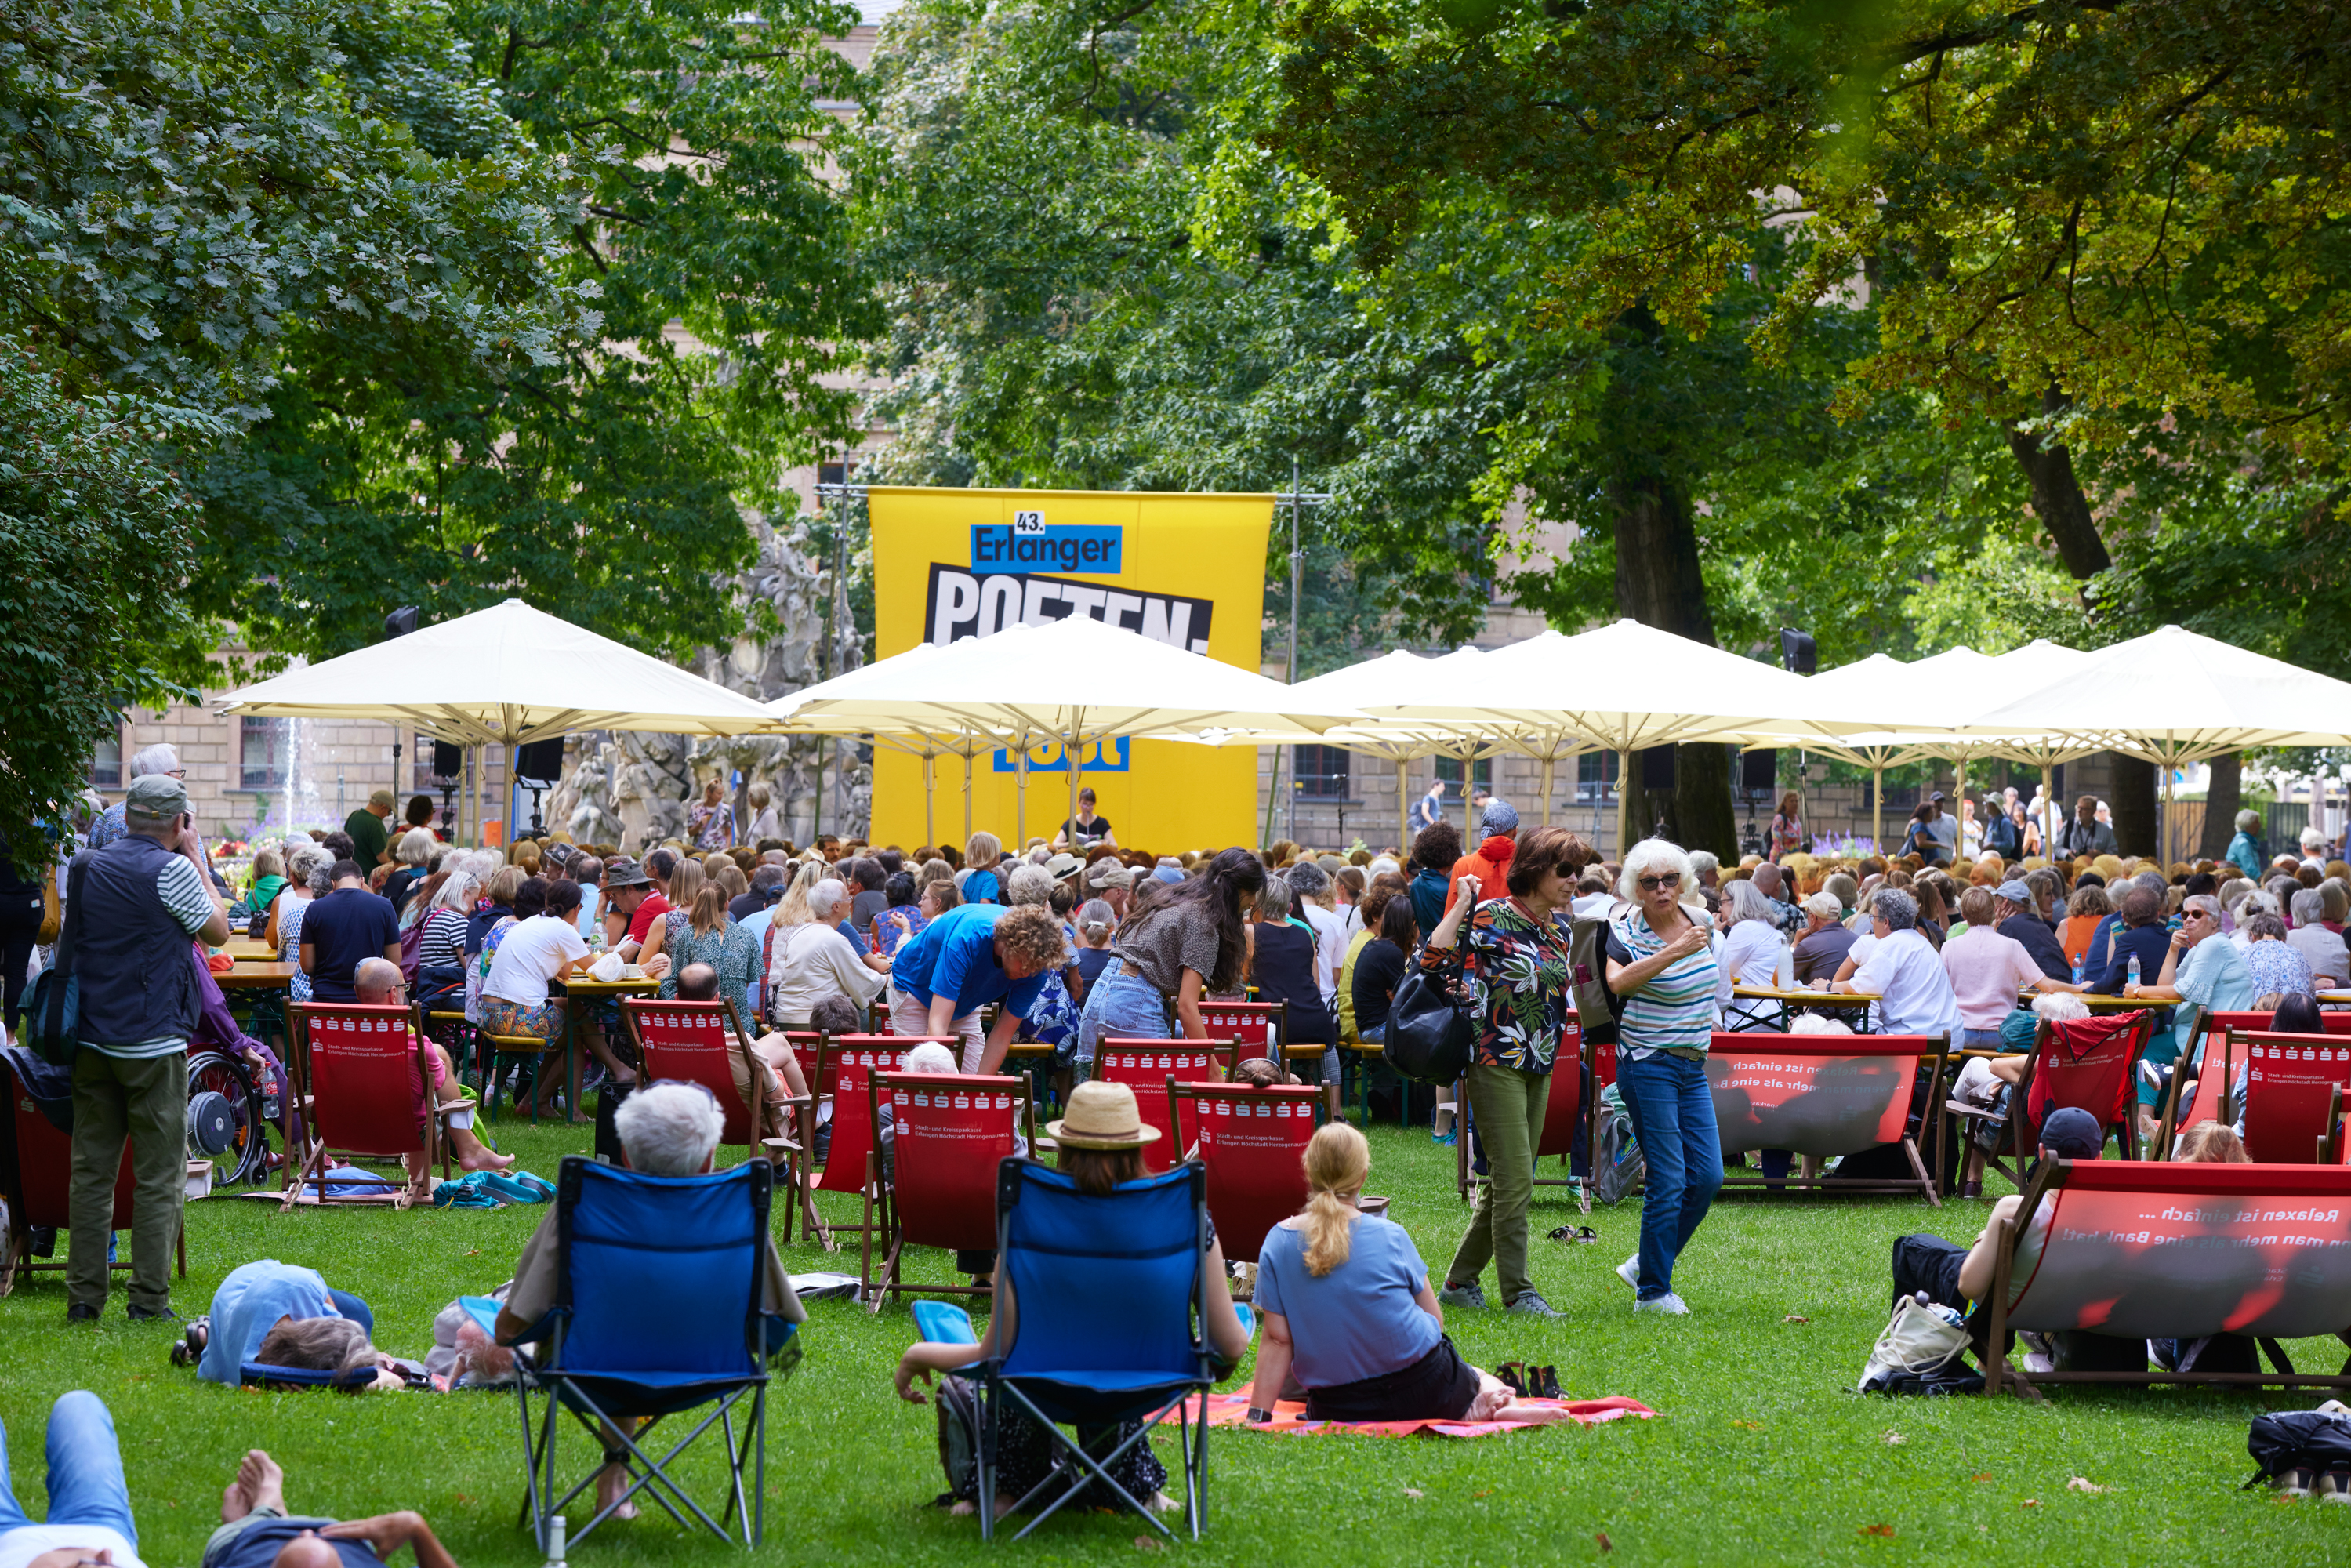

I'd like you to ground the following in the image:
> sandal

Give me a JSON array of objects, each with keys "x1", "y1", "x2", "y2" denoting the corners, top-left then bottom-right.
[
  {"x1": 1532, "y1": 1364, "x2": 1561, "y2": 1400},
  {"x1": 1496, "y1": 1362, "x2": 1527, "y2": 1398},
  {"x1": 1547, "y1": 1224, "x2": 1600, "y2": 1245}
]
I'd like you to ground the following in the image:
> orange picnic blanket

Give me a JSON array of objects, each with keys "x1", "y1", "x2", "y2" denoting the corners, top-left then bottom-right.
[{"x1": 1161, "y1": 1391, "x2": 1655, "y2": 1439}]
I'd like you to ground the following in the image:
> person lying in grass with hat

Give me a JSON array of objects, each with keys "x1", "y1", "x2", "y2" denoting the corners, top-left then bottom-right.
[{"x1": 891, "y1": 1080, "x2": 1249, "y2": 1520}]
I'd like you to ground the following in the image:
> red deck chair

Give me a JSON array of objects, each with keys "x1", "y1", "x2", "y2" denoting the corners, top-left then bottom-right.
[
  {"x1": 620, "y1": 998, "x2": 817, "y2": 1241},
  {"x1": 1199, "y1": 1001, "x2": 1289, "y2": 1064},
  {"x1": 2236, "y1": 1032, "x2": 2351, "y2": 1164},
  {"x1": 1984, "y1": 1160, "x2": 2351, "y2": 1397},
  {"x1": 0, "y1": 1058, "x2": 181, "y2": 1294},
  {"x1": 1092, "y1": 1039, "x2": 1237, "y2": 1173},
  {"x1": 1458, "y1": 1025, "x2": 1589, "y2": 1201},
  {"x1": 1167, "y1": 1082, "x2": 1319, "y2": 1263},
  {"x1": 1707, "y1": 1032, "x2": 1949, "y2": 1205},
  {"x1": 812, "y1": 1035, "x2": 948, "y2": 1246},
  {"x1": 285, "y1": 1004, "x2": 461, "y2": 1210},
  {"x1": 2161, "y1": 1011, "x2": 2351, "y2": 1156},
  {"x1": 1976, "y1": 1012, "x2": 2153, "y2": 1186},
  {"x1": 858, "y1": 1071, "x2": 1034, "y2": 1309}
]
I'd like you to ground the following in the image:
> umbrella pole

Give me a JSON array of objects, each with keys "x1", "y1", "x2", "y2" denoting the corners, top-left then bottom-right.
[
  {"x1": 1016, "y1": 742, "x2": 1029, "y2": 850},
  {"x1": 1065, "y1": 719, "x2": 1082, "y2": 856},
  {"x1": 963, "y1": 742, "x2": 974, "y2": 848},
  {"x1": 1396, "y1": 757, "x2": 1409, "y2": 859},
  {"x1": 923, "y1": 749, "x2": 935, "y2": 852},
  {"x1": 1461, "y1": 745, "x2": 1477, "y2": 837},
  {"x1": 1872, "y1": 764, "x2": 1884, "y2": 858},
  {"x1": 1956, "y1": 755, "x2": 1968, "y2": 865},
  {"x1": 1540, "y1": 753, "x2": 1555, "y2": 829},
  {"x1": 1617, "y1": 747, "x2": 1635, "y2": 859},
  {"x1": 2041, "y1": 763, "x2": 2055, "y2": 858}
]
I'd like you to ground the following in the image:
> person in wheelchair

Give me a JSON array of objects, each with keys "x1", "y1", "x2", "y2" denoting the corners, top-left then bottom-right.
[
  {"x1": 492, "y1": 1082, "x2": 804, "y2": 1521},
  {"x1": 890, "y1": 1080, "x2": 1250, "y2": 1522}
]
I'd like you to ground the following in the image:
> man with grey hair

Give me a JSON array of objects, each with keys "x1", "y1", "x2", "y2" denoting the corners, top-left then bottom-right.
[
  {"x1": 1791, "y1": 891, "x2": 1857, "y2": 983},
  {"x1": 1285, "y1": 859, "x2": 1345, "y2": 1005},
  {"x1": 1687, "y1": 850, "x2": 1721, "y2": 891},
  {"x1": 84, "y1": 742, "x2": 186, "y2": 851},
  {"x1": 1991, "y1": 880, "x2": 2070, "y2": 981},
  {"x1": 2124, "y1": 890, "x2": 2256, "y2": 1137},
  {"x1": 492, "y1": 1080, "x2": 804, "y2": 1516},
  {"x1": 65, "y1": 771, "x2": 230, "y2": 1321},
  {"x1": 1829, "y1": 887, "x2": 1959, "y2": 1036},
  {"x1": 1747, "y1": 861, "x2": 1804, "y2": 935},
  {"x1": 2288, "y1": 887, "x2": 2349, "y2": 987}
]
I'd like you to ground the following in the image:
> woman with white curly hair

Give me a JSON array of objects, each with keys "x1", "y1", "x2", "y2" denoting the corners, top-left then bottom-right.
[{"x1": 1602, "y1": 839, "x2": 1722, "y2": 1316}]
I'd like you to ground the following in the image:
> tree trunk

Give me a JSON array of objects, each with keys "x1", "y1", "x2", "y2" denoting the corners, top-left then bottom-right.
[
  {"x1": 2002, "y1": 387, "x2": 2113, "y2": 579},
  {"x1": 2108, "y1": 754, "x2": 2160, "y2": 859},
  {"x1": 2196, "y1": 752, "x2": 2242, "y2": 861},
  {"x1": 1610, "y1": 466, "x2": 1736, "y2": 859}
]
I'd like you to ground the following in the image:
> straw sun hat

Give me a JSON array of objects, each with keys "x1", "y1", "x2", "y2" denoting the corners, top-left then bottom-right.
[{"x1": 1046, "y1": 1081, "x2": 1161, "y2": 1150}]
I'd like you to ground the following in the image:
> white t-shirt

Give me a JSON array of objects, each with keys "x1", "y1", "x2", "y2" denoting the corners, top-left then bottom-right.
[
  {"x1": 482, "y1": 915, "x2": 590, "y2": 1008},
  {"x1": 1299, "y1": 901, "x2": 1347, "y2": 1004},
  {"x1": 1849, "y1": 927, "x2": 1961, "y2": 1036},
  {"x1": 0, "y1": 1525, "x2": 144, "y2": 1568},
  {"x1": 767, "y1": 921, "x2": 887, "y2": 1026}
]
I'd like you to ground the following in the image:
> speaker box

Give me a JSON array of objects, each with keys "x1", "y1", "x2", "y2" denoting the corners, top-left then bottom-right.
[
  {"x1": 1741, "y1": 748, "x2": 1779, "y2": 792},
  {"x1": 1639, "y1": 745, "x2": 1677, "y2": 791},
  {"x1": 431, "y1": 741, "x2": 462, "y2": 779},
  {"x1": 515, "y1": 737, "x2": 565, "y2": 783}
]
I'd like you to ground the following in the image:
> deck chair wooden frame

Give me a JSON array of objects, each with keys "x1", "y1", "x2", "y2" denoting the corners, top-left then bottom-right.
[
  {"x1": 858, "y1": 1070, "x2": 1036, "y2": 1310},
  {"x1": 1091, "y1": 1039, "x2": 1238, "y2": 1174},
  {"x1": 1947, "y1": 1011, "x2": 2153, "y2": 1189},
  {"x1": 1457, "y1": 1026, "x2": 1591, "y2": 1202},
  {"x1": 0, "y1": 1056, "x2": 184, "y2": 1294},
  {"x1": 1166, "y1": 1081, "x2": 1322, "y2": 1264},
  {"x1": 283, "y1": 1003, "x2": 464, "y2": 1210},
  {"x1": 811, "y1": 1034, "x2": 945, "y2": 1249},
  {"x1": 1983, "y1": 1157, "x2": 2351, "y2": 1399},
  {"x1": 1706, "y1": 1031, "x2": 1948, "y2": 1205},
  {"x1": 620, "y1": 997, "x2": 818, "y2": 1244}
]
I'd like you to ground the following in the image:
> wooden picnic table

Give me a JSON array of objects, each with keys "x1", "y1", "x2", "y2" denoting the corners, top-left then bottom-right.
[
  {"x1": 551, "y1": 975, "x2": 662, "y2": 1120},
  {"x1": 212, "y1": 961, "x2": 298, "y2": 989},
  {"x1": 217, "y1": 938, "x2": 278, "y2": 962}
]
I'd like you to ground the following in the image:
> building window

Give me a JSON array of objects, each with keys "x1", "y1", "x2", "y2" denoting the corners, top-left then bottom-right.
[
  {"x1": 1575, "y1": 750, "x2": 1618, "y2": 803},
  {"x1": 1434, "y1": 754, "x2": 1491, "y2": 791},
  {"x1": 1293, "y1": 745, "x2": 1351, "y2": 800},
  {"x1": 239, "y1": 717, "x2": 290, "y2": 791},
  {"x1": 89, "y1": 728, "x2": 122, "y2": 790}
]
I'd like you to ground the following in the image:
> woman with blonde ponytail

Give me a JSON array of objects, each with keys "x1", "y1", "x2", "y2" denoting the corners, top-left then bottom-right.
[{"x1": 1246, "y1": 1123, "x2": 1579, "y2": 1427}]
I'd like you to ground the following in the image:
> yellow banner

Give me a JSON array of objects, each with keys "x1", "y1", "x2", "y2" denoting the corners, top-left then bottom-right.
[{"x1": 867, "y1": 486, "x2": 1272, "y2": 855}]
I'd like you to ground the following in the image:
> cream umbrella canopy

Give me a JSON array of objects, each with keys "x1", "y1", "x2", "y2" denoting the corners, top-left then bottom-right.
[
  {"x1": 1967, "y1": 625, "x2": 2351, "y2": 863},
  {"x1": 217, "y1": 597, "x2": 786, "y2": 844},
  {"x1": 764, "y1": 642, "x2": 1003, "y2": 852},
  {"x1": 767, "y1": 613, "x2": 1370, "y2": 848}
]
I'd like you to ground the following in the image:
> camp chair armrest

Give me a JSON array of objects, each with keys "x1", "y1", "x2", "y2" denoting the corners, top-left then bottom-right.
[
  {"x1": 762, "y1": 1137, "x2": 799, "y2": 1152},
  {"x1": 1945, "y1": 1100, "x2": 2001, "y2": 1120}
]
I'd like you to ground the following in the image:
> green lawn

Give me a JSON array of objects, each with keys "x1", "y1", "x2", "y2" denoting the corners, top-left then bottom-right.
[{"x1": 2, "y1": 1120, "x2": 2339, "y2": 1567}]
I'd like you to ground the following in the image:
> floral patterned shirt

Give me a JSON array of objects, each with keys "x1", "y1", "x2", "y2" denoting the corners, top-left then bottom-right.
[{"x1": 1417, "y1": 897, "x2": 1573, "y2": 1073}]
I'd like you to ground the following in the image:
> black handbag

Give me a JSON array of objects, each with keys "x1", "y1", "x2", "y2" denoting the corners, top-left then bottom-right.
[{"x1": 1382, "y1": 936, "x2": 1477, "y2": 1085}]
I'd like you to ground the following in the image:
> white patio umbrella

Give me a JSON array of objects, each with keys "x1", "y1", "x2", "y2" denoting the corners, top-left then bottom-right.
[
  {"x1": 218, "y1": 597, "x2": 783, "y2": 844},
  {"x1": 767, "y1": 613, "x2": 1369, "y2": 848},
  {"x1": 1464, "y1": 620, "x2": 1884, "y2": 854},
  {"x1": 766, "y1": 643, "x2": 1007, "y2": 852},
  {"x1": 1968, "y1": 625, "x2": 2351, "y2": 863}
]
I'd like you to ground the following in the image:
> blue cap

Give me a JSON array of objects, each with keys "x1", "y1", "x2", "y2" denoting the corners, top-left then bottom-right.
[{"x1": 2039, "y1": 1107, "x2": 2105, "y2": 1160}]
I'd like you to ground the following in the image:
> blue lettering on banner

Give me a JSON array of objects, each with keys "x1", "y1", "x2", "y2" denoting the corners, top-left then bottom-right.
[
  {"x1": 971, "y1": 524, "x2": 1124, "y2": 575},
  {"x1": 992, "y1": 739, "x2": 1130, "y2": 775}
]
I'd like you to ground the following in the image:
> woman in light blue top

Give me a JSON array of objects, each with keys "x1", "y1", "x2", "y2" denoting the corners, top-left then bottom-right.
[{"x1": 1605, "y1": 839, "x2": 1723, "y2": 1316}]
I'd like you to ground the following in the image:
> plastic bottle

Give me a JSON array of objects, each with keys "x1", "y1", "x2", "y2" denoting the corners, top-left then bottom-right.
[
  {"x1": 542, "y1": 1513, "x2": 567, "y2": 1568},
  {"x1": 2127, "y1": 953, "x2": 2142, "y2": 989},
  {"x1": 2071, "y1": 958, "x2": 2086, "y2": 985}
]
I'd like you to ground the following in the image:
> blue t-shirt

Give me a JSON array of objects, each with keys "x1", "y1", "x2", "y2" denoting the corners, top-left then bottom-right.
[
  {"x1": 1254, "y1": 1214, "x2": 1442, "y2": 1388},
  {"x1": 198, "y1": 1259, "x2": 342, "y2": 1385},
  {"x1": 963, "y1": 867, "x2": 1001, "y2": 906},
  {"x1": 890, "y1": 903, "x2": 1045, "y2": 1020}
]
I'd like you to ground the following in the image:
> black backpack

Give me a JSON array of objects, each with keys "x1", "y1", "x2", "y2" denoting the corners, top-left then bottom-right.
[{"x1": 2247, "y1": 1409, "x2": 2351, "y2": 1487}]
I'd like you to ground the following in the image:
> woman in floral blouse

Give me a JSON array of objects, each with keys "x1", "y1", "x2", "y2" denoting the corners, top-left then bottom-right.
[{"x1": 1424, "y1": 826, "x2": 1595, "y2": 1319}]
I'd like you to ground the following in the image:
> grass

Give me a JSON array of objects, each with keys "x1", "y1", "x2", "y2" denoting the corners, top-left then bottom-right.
[{"x1": 3, "y1": 1116, "x2": 2342, "y2": 1567}]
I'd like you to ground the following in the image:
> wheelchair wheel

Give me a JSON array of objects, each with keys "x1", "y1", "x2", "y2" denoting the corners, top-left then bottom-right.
[{"x1": 187, "y1": 1051, "x2": 271, "y2": 1186}]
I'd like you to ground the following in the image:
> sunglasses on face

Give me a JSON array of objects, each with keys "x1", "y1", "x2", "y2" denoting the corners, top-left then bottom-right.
[{"x1": 1638, "y1": 873, "x2": 1681, "y2": 891}]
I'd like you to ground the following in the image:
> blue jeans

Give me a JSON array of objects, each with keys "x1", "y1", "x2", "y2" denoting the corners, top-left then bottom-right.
[
  {"x1": 1073, "y1": 960, "x2": 1170, "y2": 1078},
  {"x1": 1616, "y1": 1051, "x2": 1724, "y2": 1301},
  {"x1": 0, "y1": 1392, "x2": 137, "y2": 1547}
]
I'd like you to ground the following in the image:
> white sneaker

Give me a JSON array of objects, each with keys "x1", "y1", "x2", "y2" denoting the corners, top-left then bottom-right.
[
  {"x1": 1633, "y1": 1292, "x2": 1690, "y2": 1316},
  {"x1": 1615, "y1": 1254, "x2": 1641, "y2": 1291}
]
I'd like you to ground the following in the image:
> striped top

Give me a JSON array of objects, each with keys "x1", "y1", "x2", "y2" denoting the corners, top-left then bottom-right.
[{"x1": 1607, "y1": 907, "x2": 1719, "y2": 1060}]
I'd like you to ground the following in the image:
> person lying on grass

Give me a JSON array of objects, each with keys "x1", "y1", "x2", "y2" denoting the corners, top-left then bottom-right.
[
  {"x1": 195, "y1": 1259, "x2": 403, "y2": 1390},
  {"x1": 0, "y1": 1392, "x2": 152, "y2": 1568},
  {"x1": 492, "y1": 1081, "x2": 805, "y2": 1523},
  {"x1": 206, "y1": 1448, "x2": 452, "y2": 1568},
  {"x1": 350, "y1": 957, "x2": 516, "y2": 1191},
  {"x1": 1246, "y1": 1123, "x2": 1580, "y2": 1427},
  {"x1": 892, "y1": 1080, "x2": 1251, "y2": 1520}
]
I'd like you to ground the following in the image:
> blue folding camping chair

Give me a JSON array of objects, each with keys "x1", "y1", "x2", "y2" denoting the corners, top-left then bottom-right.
[
  {"x1": 976, "y1": 1159, "x2": 1219, "y2": 1543},
  {"x1": 499, "y1": 1156, "x2": 793, "y2": 1550}
]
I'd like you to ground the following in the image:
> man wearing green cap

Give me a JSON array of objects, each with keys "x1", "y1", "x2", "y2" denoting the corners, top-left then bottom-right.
[{"x1": 64, "y1": 771, "x2": 230, "y2": 1322}]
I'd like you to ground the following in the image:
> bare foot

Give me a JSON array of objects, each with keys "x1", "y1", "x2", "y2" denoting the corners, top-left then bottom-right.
[
  {"x1": 948, "y1": 1496, "x2": 1017, "y2": 1519},
  {"x1": 595, "y1": 1464, "x2": 639, "y2": 1521},
  {"x1": 455, "y1": 1142, "x2": 517, "y2": 1174},
  {"x1": 221, "y1": 1450, "x2": 285, "y2": 1523}
]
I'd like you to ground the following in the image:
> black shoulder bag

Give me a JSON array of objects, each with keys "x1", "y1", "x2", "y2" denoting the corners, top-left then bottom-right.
[
  {"x1": 23, "y1": 857, "x2": 85, "y2": 1066},
  {"x1": 1382, "y1": 926, "x2": 1478, "y2": 1086}
]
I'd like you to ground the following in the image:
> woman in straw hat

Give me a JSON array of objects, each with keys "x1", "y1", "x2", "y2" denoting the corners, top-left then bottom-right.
[{"x1": 892, "y1": 1080, "x2": 1250, "y2": 1521}]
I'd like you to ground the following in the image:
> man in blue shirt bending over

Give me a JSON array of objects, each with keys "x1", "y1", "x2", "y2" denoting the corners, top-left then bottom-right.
[{"x1": 883, "y1": 902, "x2": 1068, "y2": 1073}]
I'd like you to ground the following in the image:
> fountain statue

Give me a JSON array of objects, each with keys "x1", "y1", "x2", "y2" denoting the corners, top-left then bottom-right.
[{"x1": 543, "y1": 511, "x2": 867, "y2": 852}]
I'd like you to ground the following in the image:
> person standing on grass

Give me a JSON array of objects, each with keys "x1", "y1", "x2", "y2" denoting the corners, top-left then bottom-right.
[
  {"x1": 1604, "y1": 838, "x2": 1722, "y2": 1318},
  {"x1": 1428, "y1": 826, "x2": 1595, "y2": 1321},
  {"x1": 343, "y1": 789, "x2": 396, "y2": 872},
  {"x1": 65, "y1": 771, "x2": 230, "y2": 1323},
  {"x1": 296, "y1": 860, "x2": 400, "y2": 1005}
]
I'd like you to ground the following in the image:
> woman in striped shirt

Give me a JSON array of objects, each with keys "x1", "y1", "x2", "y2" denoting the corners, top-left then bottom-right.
[{"x1": 1605, "y1": 839, "x2": 1722, "y2": 1317}]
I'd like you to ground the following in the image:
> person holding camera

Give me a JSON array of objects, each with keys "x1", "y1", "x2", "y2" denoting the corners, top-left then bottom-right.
[{"x1": 64, "y1": 772, "x2": 231, "y2": 1323}]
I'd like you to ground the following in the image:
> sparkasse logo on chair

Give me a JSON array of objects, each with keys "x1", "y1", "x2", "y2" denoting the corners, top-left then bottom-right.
[{"x1": 970, "y1": 510, "x2": 1124, "y2": 575}]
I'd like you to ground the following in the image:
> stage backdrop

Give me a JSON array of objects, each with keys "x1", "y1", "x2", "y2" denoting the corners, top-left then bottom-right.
[{"x1": 867, "y1": 487, "x2": 1272, "y2": 854}]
